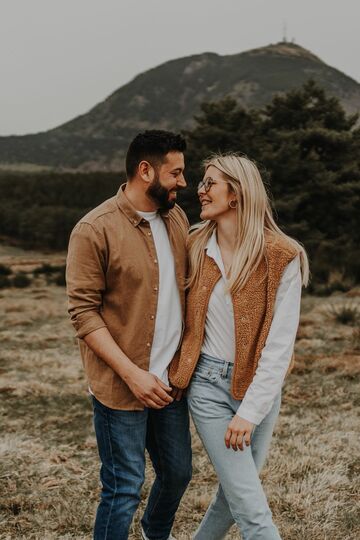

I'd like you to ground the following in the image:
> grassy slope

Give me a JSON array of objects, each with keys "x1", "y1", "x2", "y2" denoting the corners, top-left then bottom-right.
[{"x1": 0, "y1": 281, "x2": 359, "y2": 539}]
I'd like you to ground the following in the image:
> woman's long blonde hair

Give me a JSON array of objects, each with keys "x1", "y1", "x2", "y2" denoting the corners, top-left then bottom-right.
[{"x1": 188, "y1": 153, "x2": 309, "y2": 293}]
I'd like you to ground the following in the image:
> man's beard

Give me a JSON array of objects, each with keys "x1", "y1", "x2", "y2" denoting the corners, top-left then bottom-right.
[{"x1": 146, "y1": 173, "x2": 176, "y2": 211}]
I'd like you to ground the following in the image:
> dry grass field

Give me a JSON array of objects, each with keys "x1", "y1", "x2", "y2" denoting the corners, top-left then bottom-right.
[{"x1": 0, "y1": 251, "x2": 360, "y2": 539}]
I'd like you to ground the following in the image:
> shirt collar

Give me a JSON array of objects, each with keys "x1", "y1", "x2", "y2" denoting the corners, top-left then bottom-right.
[
  {"x1": 205, "y1": 229, "x2": 227, "y2": 279},
  {"x1": 205, "y1": 229, "x2": 218, "y2": 258},
  {"x1": 116, "y1": 183, "x2": 169, "y2": 227}
]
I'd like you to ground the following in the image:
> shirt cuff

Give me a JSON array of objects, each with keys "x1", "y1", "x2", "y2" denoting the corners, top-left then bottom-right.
[
  {"x1": 236, "y1": 404, "x2": 264, "y2": 426},
  {"x1": 72, "y1": 312, "x2": 107, "y2": 339}
]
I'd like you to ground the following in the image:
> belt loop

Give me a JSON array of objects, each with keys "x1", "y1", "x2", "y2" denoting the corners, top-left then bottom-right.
[{"x1": 221, "y1": 361, "x2": 229, "y2": 378}]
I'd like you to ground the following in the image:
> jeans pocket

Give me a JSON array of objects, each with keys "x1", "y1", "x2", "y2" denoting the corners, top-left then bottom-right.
[{"x1": 191, "y1": 366, "x2": 222, "y2": 384}]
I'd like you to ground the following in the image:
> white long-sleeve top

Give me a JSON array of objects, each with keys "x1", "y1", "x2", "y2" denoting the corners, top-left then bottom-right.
[{"x1": 202, "y1": 230, "x2": 302, "y2": 425}]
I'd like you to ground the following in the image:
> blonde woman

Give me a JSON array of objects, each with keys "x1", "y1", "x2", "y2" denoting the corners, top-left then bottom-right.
[{"x1": 169, "y1": 154, "x2": 309, "y2": 540}]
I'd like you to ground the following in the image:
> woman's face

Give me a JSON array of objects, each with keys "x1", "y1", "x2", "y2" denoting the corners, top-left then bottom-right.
[{"x1": 198, "y1": 165, "x2": 237, "y2": 222}]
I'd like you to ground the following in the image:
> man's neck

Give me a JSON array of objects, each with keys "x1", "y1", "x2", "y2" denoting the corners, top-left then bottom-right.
[{"x1": 124, "y1": 181, "x2": 159, "y2": 212}]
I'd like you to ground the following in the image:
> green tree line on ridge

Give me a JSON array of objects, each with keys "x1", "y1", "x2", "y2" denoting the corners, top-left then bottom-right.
[{"x1": 0, "y1": 81, "x2": 359, "y2": 286}]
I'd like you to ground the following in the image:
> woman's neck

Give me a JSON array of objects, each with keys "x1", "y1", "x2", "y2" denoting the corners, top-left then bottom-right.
[{"x1": 216, "y1": 214, "x2": 237, "y2": 252}]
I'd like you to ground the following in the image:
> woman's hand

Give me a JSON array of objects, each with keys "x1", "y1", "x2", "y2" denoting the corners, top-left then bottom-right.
[{"x1": 225, "y1": 415, "x2": 254, "y2": 451}]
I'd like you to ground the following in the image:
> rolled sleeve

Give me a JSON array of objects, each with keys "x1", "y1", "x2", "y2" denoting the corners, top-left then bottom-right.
[{"x1": 66, "y1": 222, "x2": 107, "y2": 339}]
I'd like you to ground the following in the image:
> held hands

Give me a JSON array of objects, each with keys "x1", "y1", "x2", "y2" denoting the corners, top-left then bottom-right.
[
  {"x1": 126, "y1": 367, "x2": 173, "y2": 409},
  {"x1": 225, "y1": 415, "x2": 254, "y2": 451}
]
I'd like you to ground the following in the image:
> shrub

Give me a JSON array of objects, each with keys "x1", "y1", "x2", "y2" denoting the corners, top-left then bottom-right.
[
  {"x1": 0, "y1": 264, "x2": 11, "y2": 276},
  {"x1": 12, "y1": 273, "x2": 32, "y2": 288},
  {"x1": 54, "y1": 266, "x2": 66, "y2": 287},
  {"x1": 310, "y1": 283, "x2": 332, "y2": 297},
  {"x1": 0, "y1": 275, "x2": 11, "y2": 288},
  {"x1": 310, "y1": 271, "x2": 355, "y2": 297},
  {"x1": 34, "y1": 263, "x2": 57, "y2": 275},
  {"x1": 327, "y1": 271, "x2": 354, "y2": 294},
  {"x1": 328, "y1": 303, "x2": 360, "y2": 326}
]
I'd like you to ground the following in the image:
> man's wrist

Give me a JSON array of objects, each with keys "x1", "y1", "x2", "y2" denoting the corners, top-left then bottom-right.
[{"x1": 120, "y1": 361, "x2": 140, "y2": 384}]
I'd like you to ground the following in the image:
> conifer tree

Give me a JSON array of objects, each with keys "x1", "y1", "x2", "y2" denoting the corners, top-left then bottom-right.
[{"x1": 181, "y1": 81, "x2": 360, "y2": 283}]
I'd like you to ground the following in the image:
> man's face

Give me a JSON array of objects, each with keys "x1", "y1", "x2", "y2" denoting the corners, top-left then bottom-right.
[{"x1": 146, "y1": 151, "x2": 186, "y2": 210}]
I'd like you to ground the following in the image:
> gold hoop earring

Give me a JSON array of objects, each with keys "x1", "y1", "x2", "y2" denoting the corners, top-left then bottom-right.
[{"x1": 229, "y1": 200, "x2": 237, "y2": 209}]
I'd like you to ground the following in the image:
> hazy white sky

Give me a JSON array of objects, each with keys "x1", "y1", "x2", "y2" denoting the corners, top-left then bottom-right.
[{"x1": 1, "y1": 0, "x2": 359, "y2": 136}]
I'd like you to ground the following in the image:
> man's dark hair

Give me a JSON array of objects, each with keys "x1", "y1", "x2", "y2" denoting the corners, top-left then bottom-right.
[{"x1": 126, "y1": 130, "x2": 186, "y2": 179}]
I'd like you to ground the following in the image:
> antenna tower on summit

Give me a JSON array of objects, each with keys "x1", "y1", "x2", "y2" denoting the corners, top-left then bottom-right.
[{"x1": 282, "y1": 20, "x2": 288, "y2": 42}]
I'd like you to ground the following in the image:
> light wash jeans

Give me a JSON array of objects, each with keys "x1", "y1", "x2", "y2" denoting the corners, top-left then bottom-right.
[{"x1": 187, "y1": 353, "x2": 282, "y2": 540}]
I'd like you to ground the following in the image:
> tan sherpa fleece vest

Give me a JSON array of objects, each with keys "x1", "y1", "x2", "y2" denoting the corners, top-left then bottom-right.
[{"x1": 169, "y1": 232, "x2": 299, "y2": 400}]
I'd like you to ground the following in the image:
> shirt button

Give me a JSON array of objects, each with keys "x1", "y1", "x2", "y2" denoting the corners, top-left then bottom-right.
[
  {"x1": 147, "y1": 231, "x2": 152, "y2": 236},
  {"x1": 146, "y1": 342, "x2": 151, "y2": 347},
  {"x1": 154, "y1": 259, "x2": 158, "y2": 264},
  {"x1": 150, "y1": 315, "x2": 155, "y2": 320},
  {"x1": 153, "y1": 286, "x2": 158, "y2": 291}
]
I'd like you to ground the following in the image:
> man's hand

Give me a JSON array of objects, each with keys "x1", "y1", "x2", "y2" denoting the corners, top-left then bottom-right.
[
  {"x1": 224, "y1": 415, "x2": 254, "y2": 451},
  {"x1": 83, "y1": 328, "x2": 174, "y2": 409},
  {"x1": 125, "y1": 367, "x2": 173, "y2": 409},
  {"x1": 170, "y1": 386, "x2": 184, "y2": 401}
]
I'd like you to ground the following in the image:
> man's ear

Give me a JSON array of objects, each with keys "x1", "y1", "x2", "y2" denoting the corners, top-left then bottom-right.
[{"x1": 138, "y1": 161, "x2": 155, "y2": 183}]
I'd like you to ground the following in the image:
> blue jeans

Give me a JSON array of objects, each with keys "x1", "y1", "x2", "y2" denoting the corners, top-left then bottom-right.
[
  {"x1": 92, "y1": 395, "x2": 192, "y2": 540},
  {"x1": 188, "y1": 354, "x2": 282, "y2": 540}
]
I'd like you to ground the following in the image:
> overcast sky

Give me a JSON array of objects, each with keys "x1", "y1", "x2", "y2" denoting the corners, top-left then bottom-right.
[{"x1": 1, "y1": 0, "x2": 359, "y2": 136}]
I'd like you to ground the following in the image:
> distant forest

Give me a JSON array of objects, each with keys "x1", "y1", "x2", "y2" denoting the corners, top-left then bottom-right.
[{"x1": 1, "y1": 81, "x2": 359, "y2": 288}]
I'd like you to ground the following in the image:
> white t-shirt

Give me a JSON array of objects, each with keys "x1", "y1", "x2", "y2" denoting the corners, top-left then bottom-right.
[{"x1": 137, "y1": 210, "x2": 182, "y2": 385}]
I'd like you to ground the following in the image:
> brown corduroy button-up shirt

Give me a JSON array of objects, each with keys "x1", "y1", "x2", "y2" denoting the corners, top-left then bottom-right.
[{"x1": 66, "y1": 184, "x2": 189, "y2": 410}]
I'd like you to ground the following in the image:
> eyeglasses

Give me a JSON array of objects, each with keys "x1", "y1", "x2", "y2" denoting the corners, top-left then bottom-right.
[{"x1": 197, "y1": 178, "x2": 228, "y2": 193}]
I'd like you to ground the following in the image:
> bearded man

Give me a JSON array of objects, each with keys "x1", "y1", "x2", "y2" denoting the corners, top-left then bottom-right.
[{"x1": 66, "y1": 130, "x2": 191, "y2": 540}]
